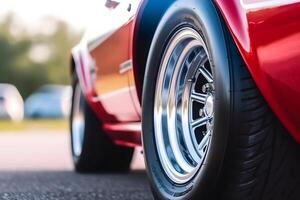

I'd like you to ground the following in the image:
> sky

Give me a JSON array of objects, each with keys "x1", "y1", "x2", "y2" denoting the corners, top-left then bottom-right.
[{"x1": 0, "y1": 0, "x2": 107, "y2": 30}]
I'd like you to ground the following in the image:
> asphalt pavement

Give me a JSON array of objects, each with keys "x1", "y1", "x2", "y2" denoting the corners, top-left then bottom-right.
[
  {"x1": 0, "y1": 171, "x2": 152, "y2": 200},
  {"x1": 0, "y1": 131, "x2": 152, "y2": 200}
]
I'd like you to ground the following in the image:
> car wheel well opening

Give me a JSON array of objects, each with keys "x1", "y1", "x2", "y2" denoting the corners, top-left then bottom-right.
[{"x1": 133, "y1": 0, "x2": 174, "y2": 101}]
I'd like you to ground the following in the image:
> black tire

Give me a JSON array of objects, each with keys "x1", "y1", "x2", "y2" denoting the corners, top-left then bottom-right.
[
  {"x1": 142, "y1": 1, "x2": 300, "y2": 199},
  {"x1": 70, "y1": 75, "x2": 134, "y2": 173}
]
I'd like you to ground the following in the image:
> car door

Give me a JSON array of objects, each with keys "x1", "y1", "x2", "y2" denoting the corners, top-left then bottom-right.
[{"x1": 87, "y1": 0, "x2": 141, "y2": 122}]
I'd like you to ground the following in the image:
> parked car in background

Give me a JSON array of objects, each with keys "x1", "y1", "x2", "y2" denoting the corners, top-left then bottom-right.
[
  {"x1": 25, "y1": 85, "x2": 71, "y2": 119},
  {"x1": 0, "y1": 84, "x2": 24, "y2": 122}
]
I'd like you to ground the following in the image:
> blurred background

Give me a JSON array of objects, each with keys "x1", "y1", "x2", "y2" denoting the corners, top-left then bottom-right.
[
  {"x1": 0, "y1": 0, "x2": 84, "y2": 171},
  {"x1": 0, "y1": 0, "x2": 83, "y2": 124},
  {"x1": 0, "y1": 0, "x2": 144, "y2": 171}
]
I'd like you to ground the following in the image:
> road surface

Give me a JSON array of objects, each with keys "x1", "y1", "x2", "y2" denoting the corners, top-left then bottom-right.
[{"x1": 0, "y1": 131, "x2": 152, "y2": 200}]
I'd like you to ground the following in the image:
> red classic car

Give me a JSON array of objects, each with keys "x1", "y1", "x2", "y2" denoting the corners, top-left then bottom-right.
[{"x1": 69, "y1": 0, "x2": 300, "y2": 199}]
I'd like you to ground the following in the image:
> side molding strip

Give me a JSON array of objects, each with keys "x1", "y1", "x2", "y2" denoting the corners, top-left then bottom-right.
[{"x1": 119, "y1": 59, "x2": 133, "y2": 74}]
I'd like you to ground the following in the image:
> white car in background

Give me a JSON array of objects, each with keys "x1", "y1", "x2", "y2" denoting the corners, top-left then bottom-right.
[
  {"x1": 0, "y1": 84, "x2": 24, "y2": 121},
  {"x1": 25, "y1": 85, "x2": 71, "y2": 119}
]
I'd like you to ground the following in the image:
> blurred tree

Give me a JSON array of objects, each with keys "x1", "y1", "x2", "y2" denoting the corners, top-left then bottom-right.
[{"x1": 0, "y1": 14, "x2": 81, "y2": 98}]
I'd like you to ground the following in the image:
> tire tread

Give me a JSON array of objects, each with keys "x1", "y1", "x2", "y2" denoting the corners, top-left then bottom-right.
[{"x1": 219, "y1": 29, "x2": 300, "y2": 200}]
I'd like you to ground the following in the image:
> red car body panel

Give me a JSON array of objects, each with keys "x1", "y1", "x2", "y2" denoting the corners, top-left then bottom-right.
[
  {"x1": 72, "y1": 0, "x2": 143, "y2": 146},
  {"x1": 215, "y1": 0, "x2": 300, "y2": 143},
  {"x1": 72, "y1": 0, "x2": 300, "y2": 146}
]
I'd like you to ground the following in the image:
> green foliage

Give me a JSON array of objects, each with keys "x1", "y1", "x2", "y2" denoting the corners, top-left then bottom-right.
[{"x1": 0, "y1": 14, "x2": 81, "y2": 98}]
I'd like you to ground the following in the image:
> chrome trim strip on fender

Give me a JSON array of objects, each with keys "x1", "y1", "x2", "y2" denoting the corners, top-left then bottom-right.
[{"x1": 119, "y1": 59, "x2": 133, "y2": 74}]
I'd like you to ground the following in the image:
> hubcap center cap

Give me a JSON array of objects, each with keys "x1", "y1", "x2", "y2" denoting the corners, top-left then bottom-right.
[{"x1": 204, "y1": 95, "x2": 214, "y2": 118}]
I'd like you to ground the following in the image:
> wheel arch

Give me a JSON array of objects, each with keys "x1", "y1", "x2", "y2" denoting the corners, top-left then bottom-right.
[
  {"x1": 132, "y1": 0, "x2": 241, "y2": 101},
  {"x1": 132, "y1": 0, "x2": 174, "y2": 101}
]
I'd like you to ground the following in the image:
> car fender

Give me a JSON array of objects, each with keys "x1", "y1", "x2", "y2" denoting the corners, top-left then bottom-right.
[{"x1": 214, "y1": 0, "x2": 300, "y2": 143}]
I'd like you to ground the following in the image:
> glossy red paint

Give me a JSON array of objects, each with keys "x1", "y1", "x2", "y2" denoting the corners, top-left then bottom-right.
[
  {"x1": 103, "y1": 122, "x2": 142, "y2": 146},
  {"x1": 72, "y1": 50, "x2": 117, "y2": 122},
  {"x1": 89, "y1": 19, "x2": 140, "y2": 123},
  {"x1": 214, "y1": 0, "x2": 300, "y2": 143},
  {"x1": 72, "y1": 0, "x2": 300, "y2": 147},
  {"x1": 71, "y1": 0, "x2": 143, "y2": 147}
]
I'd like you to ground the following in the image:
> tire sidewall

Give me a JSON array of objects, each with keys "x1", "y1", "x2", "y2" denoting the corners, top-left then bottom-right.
[
  {"x1": 142, "y1": 1, "x2": 232, "y2": 199},
  {"x1": 70, "y1": 78, "x2": 85, "y2": 165},
  {"x1": 70, "y1": 77, "x2": 92, "y2": 168}
]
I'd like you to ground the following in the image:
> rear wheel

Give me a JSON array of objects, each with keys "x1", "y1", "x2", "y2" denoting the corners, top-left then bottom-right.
[
  {"x1": 70, "y1": 77, "x2": 134, "y2": 172},
  {"x1": 142, "y1": 1, "x2": 300, "y2": 199}
]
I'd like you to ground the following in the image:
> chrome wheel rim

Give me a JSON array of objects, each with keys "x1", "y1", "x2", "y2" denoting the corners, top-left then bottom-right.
[
  {"x1": 71, "y1": 84, "x2": 85, "y2": 157},
  {"x1": 154, "y1": 27, "x2": 214, "y2": 184}
]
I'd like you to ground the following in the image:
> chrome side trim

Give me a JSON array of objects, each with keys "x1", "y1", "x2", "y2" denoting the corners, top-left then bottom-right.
[{"x1": 119, "y1": 59, "x2": 133, "y2": 74}]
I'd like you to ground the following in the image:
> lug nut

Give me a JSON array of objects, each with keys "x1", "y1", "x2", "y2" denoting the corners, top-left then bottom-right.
[
  {"x1": 202, "y1": 83, "x2": 214, "y2": 93},
  {"x1": 202, "y1": 84, "x2": 209, "y2": 93}
]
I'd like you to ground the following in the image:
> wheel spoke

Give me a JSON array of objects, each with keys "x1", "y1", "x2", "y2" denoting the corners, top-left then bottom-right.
[
  {"x1": 198, "y1": 53, "x2": 208, "y2": 67},
  {"x1": 191, "y1": 92, "x2": 207, "y2": 104},
  {"x1": 191, "y1": 116, "x2": 209, "y2": 128},
  {"x1": 199, "y1": 65, "x2": 213, "y2": 83},
  {"x1": 198, "y1": 131, "x2": 210, "y2": 156},
  {"x1": 187, "y1": 50, "x2": 208, "y2": 71}
]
